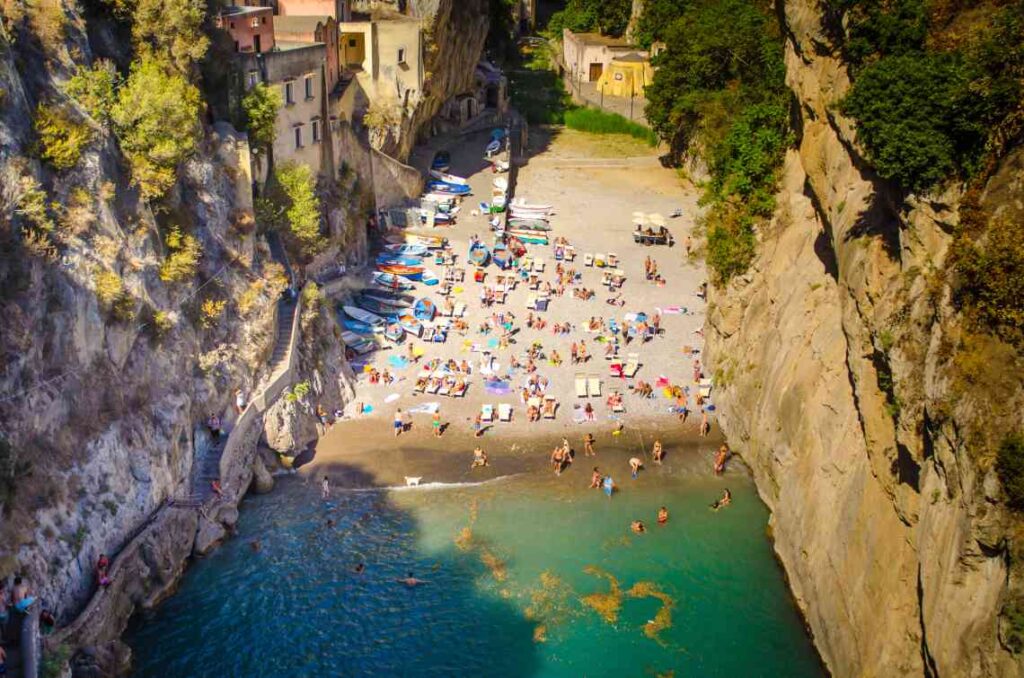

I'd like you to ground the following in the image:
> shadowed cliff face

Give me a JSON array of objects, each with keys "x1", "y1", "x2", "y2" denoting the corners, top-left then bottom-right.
[{"x1": 706, "y1": 1, "x2": 1024, "y2": 677}]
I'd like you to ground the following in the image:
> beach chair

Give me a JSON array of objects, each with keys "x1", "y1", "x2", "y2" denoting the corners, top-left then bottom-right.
[
  {"x1": 699, "y1": 378, "x2": 713, "y2": 399},
  {"x1": 588, "y1": 375, "x2": 602, "y2": 397},
  {"x1": 542, "y1": 395, "x2": 558, "y2": 419},
  {"x1": 426, "y1": 378, "x2": 441, "y2": 395},
  {"x1": 611, "y1": 395, "x2": 625, "y2": 413},
  {"x1": 583, "y1": 253, "x2": 594, "y2": 267},
  {"x1": 564, "y1": 246, "x2": 576, "y2": 261},
  {"x1": 451, "y1": 382, "x2": 468, "y2": 397},
  {"x1": 454, "y1": 302, "x2": 466, "y2": 317},
  {"x1": 607, "y1": 253, "x2": 619, "y2": 267},
  {"x1": 533, "y1": 258, "x2": 545, "y2": 272},
  {"x1": 609, "y1": 361, "x2": 624, "y2": 378},
  {"x1": 527, "y1": 396, "x2": 542, "y2": 411},
  {"x1": 575, "y1": 373, "x2": 588, "y2": 398},
  {"x1": 623, "y1": 353, "x2": 640, "y2": 378},
  {"x1": 437, "y1": 380, "x2": 452, "y2": 397},
  {"x1": 481, "y1": 404, "x2": 494, "y2": 423},
  {"x1": 498, "y1": 403, "x2": 513, "y2": 422},
  {"x1": 526, "y1": 294, "x2": 537, "y2": 310},
  {"x1": 594, "y1": 253, "x2": 606, "y2": 268}
]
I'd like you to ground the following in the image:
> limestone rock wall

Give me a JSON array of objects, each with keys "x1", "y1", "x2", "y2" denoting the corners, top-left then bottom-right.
[{"x1": 705, "y1": 2, "x2": 1024, "y2": 677}]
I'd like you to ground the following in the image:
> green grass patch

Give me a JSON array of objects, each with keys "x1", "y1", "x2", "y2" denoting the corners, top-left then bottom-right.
[{"x1": 563, "y1": 107, "x2": 658, "y2": 146}]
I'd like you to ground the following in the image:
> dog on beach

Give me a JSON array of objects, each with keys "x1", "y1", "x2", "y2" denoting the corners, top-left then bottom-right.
[{"x1": 405, "y1": 476, "x2": 423, "y2": 487}]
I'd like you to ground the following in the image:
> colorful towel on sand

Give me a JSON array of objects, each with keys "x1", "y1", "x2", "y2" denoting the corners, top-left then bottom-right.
[
  {"x1": 388, "y1": 356, "x2": 409, "y2": 369},
  {"x1": 658, "y1": 306, "x2": 684, "y2": 315},
  {"x1": 485, "y1": 380, "x2": 512, "y2": 394},
  {"x1": 384, "y1": 393, "x2": 401, "y2": 403}
]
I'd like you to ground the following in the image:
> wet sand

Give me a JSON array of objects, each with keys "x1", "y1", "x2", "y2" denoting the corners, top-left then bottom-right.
[{"x1": 310, "y1": 128, "x2": 714, "y2": 485}]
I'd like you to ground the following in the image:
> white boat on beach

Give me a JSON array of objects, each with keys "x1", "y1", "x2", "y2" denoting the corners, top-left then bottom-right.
[
  {"x1": 510, "y1": 197, "x2": 553, "y2": 211},
  {"x1": 342, "y1": 305, "x2": 386, "y2": 326},
  {"x1": 428, "y1": 170, "x2": 469, "y2": 185}
]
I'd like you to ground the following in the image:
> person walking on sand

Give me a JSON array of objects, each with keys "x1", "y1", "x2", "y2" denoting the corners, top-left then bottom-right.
[
  {"x1": 433, "y1": 410, "x2": 443, "y2": 438},
  {"x1": 394, "y1": 409, "x2": 404, "y2": 437},
  {"x1": 583, "y1": 433, "x2": 596, "y2": 457},
  {"x1": 570, "y1": 341, "x2": 579, "y2": 365},
  {"x1": 629, "y1": 457, "x2": 643, "y2": 479},
  {"x1": 652, "y1": 439, "x2": 664, "y2": 464},
  {"x1": 700, "y1": 410, "x2": 710, "y2": 437},
  {"x1": 578, "y1": 341, "x2": 589, "y2": 363}
]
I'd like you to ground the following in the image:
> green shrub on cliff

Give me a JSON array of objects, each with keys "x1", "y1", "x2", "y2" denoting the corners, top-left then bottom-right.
[
  {"x1": 65, "y1": 60, "x2": 119, "y2": 123},
  {"x1": 241, "y1": 83, "x2": 281, "y2": 153},
  {"x1": 131, "y1": 0, "x2": 209, "y2": 72},
  {"x1": 997, "y1": 433, "x2": 1024, "y2": 511},
  {"x1": 33, "y1": 103, "x2": 92, "y2": 171},
  {"x1": 952, "y1": 215, "x2": 1024, "y2": 340},
  {"x1": 159, "y1": 225, "x2": 202, "y2": 283},
  {"x1": 265, "y1": 163, "x2": 325, "y2": 259},
  {"x1": 547, "y1": 0, "x2": 632, "y2": 37},
  {"x1": 111, "y1": 55, "x2": 201, "y2": 201}
]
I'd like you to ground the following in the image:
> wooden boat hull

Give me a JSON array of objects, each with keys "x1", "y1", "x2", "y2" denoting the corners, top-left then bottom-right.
[
  {"x1": 398, "y1": 314, "x2": 423, "y2": 336},
  {"x1": 342, "y1": 305, "x2": 386, "y2": 326},
  {"x1": 413, "y1": 298, "x2": 436, "y2": 321},
  {"x1": 384, "y1": 244, "x2": 429, "y2": 256},
  {"x1": 508, "y1": 218, "x2": 551, "y2": 231},
  {"x1": 469, "y1": 243, "x2": 491, "y2": 266},
  {"x1": 378, "y1": 264, "x2": 424, "y2": 280},
  {"x1": 427, "y1": 181, "x2": 471, "y2": 196},
  {"x1": 428, "y1": 170, "x2": 469, "y2": 185},
  {"x1": 361, "y1": 289, "x2": 414, "y2": 307},
  {"x1": 371, "y1": 272, "x2": 415, "y2": 291}
]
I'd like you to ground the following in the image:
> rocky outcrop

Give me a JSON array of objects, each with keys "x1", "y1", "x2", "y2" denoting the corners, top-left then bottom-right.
[{"x1": 706, "y1": 2, "x2": 1024, "y2": 677}]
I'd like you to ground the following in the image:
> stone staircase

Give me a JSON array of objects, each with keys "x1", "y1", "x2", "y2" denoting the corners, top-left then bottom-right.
[{"x1": 269, "y1": 298, "x2": 297, "y2": 373}]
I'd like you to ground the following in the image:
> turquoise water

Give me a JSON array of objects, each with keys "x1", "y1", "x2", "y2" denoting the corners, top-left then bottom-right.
[{"x1": 126, "y1": 469, "x2": 823, "y2": 677}]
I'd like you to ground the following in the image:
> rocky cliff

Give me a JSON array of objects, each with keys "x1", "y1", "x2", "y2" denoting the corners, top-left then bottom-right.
[
  {"x1": 0, "y1": 0, "x2": 366, "y2": 665},
  {"x1": 706, "y1": 2, "x2": 1024, "y2": 677}
]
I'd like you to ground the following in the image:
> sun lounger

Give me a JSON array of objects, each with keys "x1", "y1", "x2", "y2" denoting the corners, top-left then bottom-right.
[
  {"x1": 699, "y1": 378, "x2": 713, "y2": 399},
  {"x1": 575, "y1": 373, "x2": 588, "y2": 398},
  {"x1": 607, "y1": 253, "x2": 619, "y2": 267},
  {"x1": 609, "y1": 361, "x2": 624, "y2": 378},
  {"x1": 542, "y1": 395, "x2": 558, "y2": 418},
  {"x1": 527, "y1": 396, "x2": 542, "y2": 410},
  {"x1": 611, "y1": 399, "x2": 625, "y2": 414},
  {"x1": 437, "y1": 381, "x2": 452, "y2": 397},
  {"x1": 526, "y1": 294, "x2": 537, "y2": 310},
  {"x1": 533, "y1": 258, "x2": 545, "y2": 272},
  {"x1": 451, "y1": 382, "x2": 468, "y2": 397},
  {"x1": 623, "y1": 353, "x2": 640, "y2": 378},
  {"x1": 498, "y1": 403, "x2": 512, "y2": 422},
  {"x1": 481, "y1": 404, "x2": 494, "y2": 423},
  {"x1": 588, "y1": 375, "x2": 602, "y2": 397},
  {"x1": 583, "y1": 253, "x2": 594, "y2": 267},
  {"x1": 426, "y1": 379, "x2": 441, "y2": 395}
]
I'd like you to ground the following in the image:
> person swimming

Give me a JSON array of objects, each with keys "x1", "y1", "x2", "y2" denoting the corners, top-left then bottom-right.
[
  {"x1": 398, "y1": 572, "x2": 427, "y2": 587},
  {"x1": 711, "y1": 488, "x2": 732, "y2": 510},
  {"x1": 658, "y1": 506, "x2": 669, "y2": 524},
  {"x1": 631, "y1": 520, "x2": 646, "y2": 534},
  {"x1": 354, "y1": 563, "x2": 365, "y2": 574}
]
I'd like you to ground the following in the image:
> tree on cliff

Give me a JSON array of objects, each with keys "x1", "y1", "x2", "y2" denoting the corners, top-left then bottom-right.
[
  {"x1": 111, "y1": 55, "x2": 202, "y2": 201},
  {"x1": 242, "y1": 84, "x2": 282, "y2": 158},
  {"x1": 547, "y1": 0, "x2": 632, "y2": 37},
  {"x1": 260, "y1": 163, "x2": 326, "y2": 260}
]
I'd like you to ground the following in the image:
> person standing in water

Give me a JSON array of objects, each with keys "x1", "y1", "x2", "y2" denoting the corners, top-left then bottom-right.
[
  {"x1": 658, "y1": 506, "x2": 669, "y2": 524},
  {"x1": 471, "y1": 447, "x2": 488, "y2": 469},
  {"x1": 629, "y1": 457, "x2": 643, "y2": 479},
  {"x1": 714, "y1": 444, "x2": 729, "y2": 474},
  {"x1": 590, "y1": 467, "x2": 602, "y2": 488},
  {"x1": 583, "y1": 433, "x2": 596, "y2": 457},
  {"x1": 321, "y1": 476, "x2": 330, "y2": 500},
  {"x1": 652, "y1": 440, "x2": 664, "y2": 464},
  {"x1": 602, "y1": 475, "x2": 615, "y2": 497}
]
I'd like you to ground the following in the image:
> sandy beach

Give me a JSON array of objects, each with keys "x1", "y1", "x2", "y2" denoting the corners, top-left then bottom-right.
[{"x1": 308, "y1": 127, "x2": 718, "y2": 484}]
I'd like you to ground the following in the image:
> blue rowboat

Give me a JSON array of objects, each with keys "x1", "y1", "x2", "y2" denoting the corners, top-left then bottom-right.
[
  {"x1": 413, "y1": 297, "x2": 436, "y2": 321},
  {"x1": 398, "y1": 313, "x2": 423, "y2": 337},
  {"x1": 378, "y1": 264, "x2": 424, "y2": 280},
  {"x1": 376, "y1": 254, "x2": 423, "y2": 267},
  {"x1": 384, "y1": 243, "x2": 429, "y2": 256},
  {"x1": 492, "y1": 243, "x2": 510, "y2": 269},
  {"x1": 341, "y1": 317, "x2": 377, "y2": 335},
  {"x1": 371, "y1": 272, "x2": 415, "y2": 291},
  {"x1": 427, "y1": 181, "x2": 471, "y2": 196},
  {"x1": 383, "y1": 323, "x2": 405, "y2": 343},
  {"x1": 342, "y1": 305, "x2": 386, "y2": 326},
  {"x1": 469, "y1": 242, "x2": 490, "y2": 266}
]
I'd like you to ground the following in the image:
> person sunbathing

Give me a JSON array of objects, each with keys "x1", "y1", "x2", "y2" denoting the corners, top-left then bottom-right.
[
  {"x1": 528, "y1": 405, "x2": 540, "y2": 422},
  {"x1": 542, "y1": 399, "x2": 556, "y2": 417}
]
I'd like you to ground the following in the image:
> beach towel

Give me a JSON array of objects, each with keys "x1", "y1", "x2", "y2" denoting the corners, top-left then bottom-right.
[
  {"x1": 487, "y1": 338, "x2": 500, "y2": 349},
  {"x1": 658, "y1": 306, "x2": 684, "y2": 315},
  {"x1": 572, "y1": 405, "x2": 587, "y2": 424},
  {"x1": 388, "y1": 356, "x2": 409, "y2": 369},
  {"x1": 408, "y1": 402, "x2": 441, "y2": 414},
  {"x1": 384, "y1": 393, "x2": 401, "y2": 404},
  {"x1": 485, "y1": 380, "x2": 512, "y2": 395}
]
